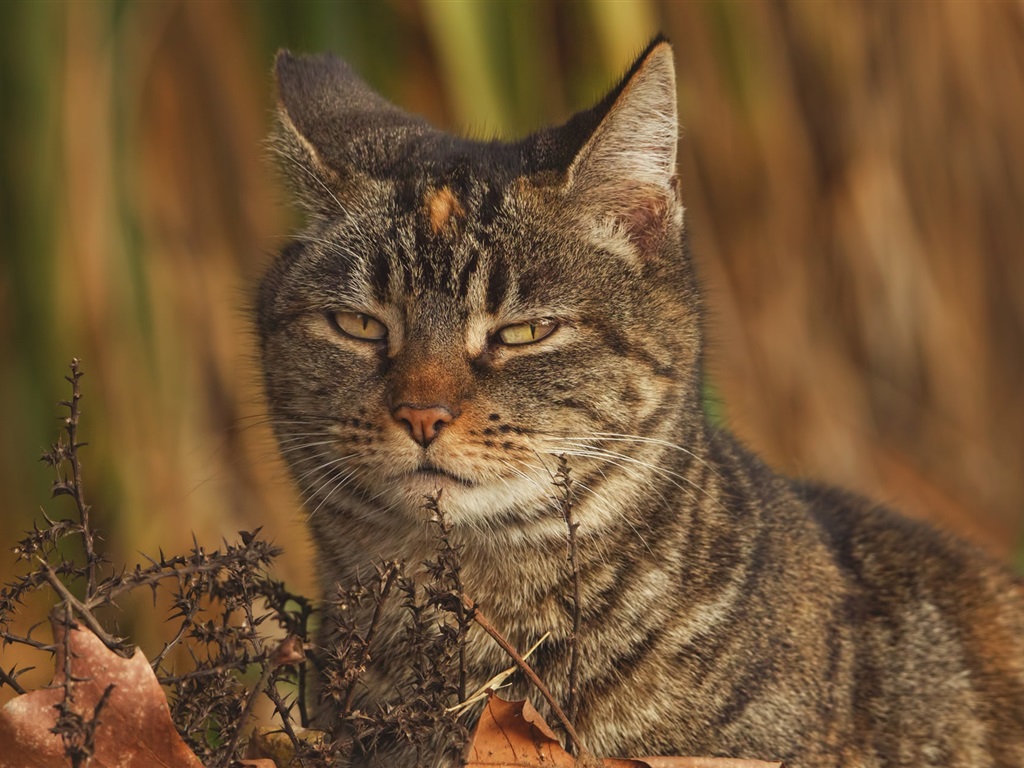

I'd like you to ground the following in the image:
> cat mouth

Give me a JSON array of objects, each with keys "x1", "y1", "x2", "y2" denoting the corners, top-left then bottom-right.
[{"x1": 412, "y1": 463, "x2": 475, "y2": 487}]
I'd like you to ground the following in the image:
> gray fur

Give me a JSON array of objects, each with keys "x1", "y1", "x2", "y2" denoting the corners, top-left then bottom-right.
[{"x1": 257, "y1": 39, "x2": 1024, "y2": 767}]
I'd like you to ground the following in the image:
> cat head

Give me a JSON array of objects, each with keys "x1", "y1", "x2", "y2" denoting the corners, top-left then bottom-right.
[{"x1": 258, "y1": 38, "x2": 704, "y2": 536}]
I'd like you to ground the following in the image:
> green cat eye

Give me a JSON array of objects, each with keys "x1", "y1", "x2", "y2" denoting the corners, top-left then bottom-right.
[
  {"x1": 332, "y1": 311, "x2": 388, "y2": 341},
  {"x1": 497, "y1": 319, "x2": 558, "y2": 346}
]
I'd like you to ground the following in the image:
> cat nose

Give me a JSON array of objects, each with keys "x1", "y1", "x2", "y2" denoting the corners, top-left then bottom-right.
[{"x1": 392, "y1": 404, "x2": 454, "y2": 448}]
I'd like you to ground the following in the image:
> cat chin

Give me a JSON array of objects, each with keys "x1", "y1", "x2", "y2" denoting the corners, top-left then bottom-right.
[{"x1": 357, "y1": 472, "x2": 558, "y2": 530}]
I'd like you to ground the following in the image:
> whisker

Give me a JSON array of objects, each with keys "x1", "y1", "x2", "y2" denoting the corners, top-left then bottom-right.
[
  {"x1": 275, "y1": 440, "x2": 346, "y2": 458},
  {"x1": 277, "y1": 151, "x2": 347, "y2": 216},
  {"x1": 549, "y1": 432, "x2": 723, "y2": 480},
  {"x1": 306, "y1": 464, "x2": 363, "y2": 522},
  {"x1": 550, "y1": 440, "x2": 723, "y2": 511},
  {"x1": 293, "y1": 452, "x2": 361, "y2": 488},
  {"x1": 549, "y1": 446, "x2": 710, "y2": 518}
]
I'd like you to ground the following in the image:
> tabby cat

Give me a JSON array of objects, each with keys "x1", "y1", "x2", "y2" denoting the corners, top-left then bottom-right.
[{"x1": 257, "y1": 38, "x2": 1024, "y2": 767}]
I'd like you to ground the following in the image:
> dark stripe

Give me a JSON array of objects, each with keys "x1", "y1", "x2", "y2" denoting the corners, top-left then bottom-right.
[
  {"x1": 676, "y1": 622, "x2": 743, "y2": 690},
  {"x1": 420, "y1": 251, "x2": 436, "y2": 289},
  {"x1": 485, "y1": 254, "x2": 509, "y2": 313},
  {"x1": 594, "y1": 324, "x2": 631, "y2": 357},
  {"x1": 592, "y1": 322, "x2": 676, "y2": 379},
  {"x1": 479, "y1": 183, "x2": 503, "y2": 227},
  {"x1": 393, "y1": 179, "x2": 419, "y2": 213},
  {"x1": 635, "y1": 399, "x2": 676, "y2": 439},
  {"x1": 708, "y1": 657, "x2": 774, "y2": 731},
  {"x1": 438, "y1": 254, "x2": 455, "y2": 297},
  {"x1": 552, "y1": 396, "x2": 604, "y2": 424},
  {"x1": 579, "y1": 626, "x2": 661, "y2": 699},
  {"x1": 457, "y1": 247, "x2": 480, "y2": 299},
  {"x1": 402, "y1": 259, "x2": 414, "y2": 293},
  {"x1": 370, "y1": 248, "x2": 391, "y2": 301}
]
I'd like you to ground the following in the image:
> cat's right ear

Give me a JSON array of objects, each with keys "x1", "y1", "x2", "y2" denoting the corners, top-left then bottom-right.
[{"x1": 271, "y1": 50, "x2": 424, "y2": 218}]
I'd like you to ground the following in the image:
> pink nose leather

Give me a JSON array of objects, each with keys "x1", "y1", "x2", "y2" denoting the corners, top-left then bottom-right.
[{"x1": 392, "y1": 405, "x2": 453, "y2": 447}]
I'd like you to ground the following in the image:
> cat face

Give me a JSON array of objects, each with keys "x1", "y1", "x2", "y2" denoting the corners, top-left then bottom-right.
[{"x1": 258, "y1": 41, "x2": 702, "y2": 531}]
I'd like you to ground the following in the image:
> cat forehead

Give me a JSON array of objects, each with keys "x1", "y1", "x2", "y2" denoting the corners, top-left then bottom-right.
[
  {"x1": 304, "y1": 178, "x2": 582, "y2": 317},
  {"x1": 374, "y1": 170, "x2": 537, "y2": 239},
  {"x1": 423, "y1": 186, "x2": 466, "y2": 233}
]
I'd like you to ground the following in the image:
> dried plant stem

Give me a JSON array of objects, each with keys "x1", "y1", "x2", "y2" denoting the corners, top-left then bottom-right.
[
  {"x1": 43, "y1": 563, "x2": 123, "y2": 652},
  {"x1": 101, "y1": 558, "x2": 250, "y2": 604},
  {"x1": 221, "y1": 656, "x2": 276, "y2": 767},
  {"x1": 0, "y1": 629, "x2": 55, "y2": 652},
  {"x1": 150, "y1": 601, "x2": 199, "y2": 668},
  {"x1": 53, "y1": 602, "x2": 114, "y2": 767},
  {"x1": 342, "y1": 561, "x2": 399, "y2": 714},
  {"x1": 297, "y1": 661, "x2": 309, "y2": 729},
  {"x1": 57, "y1": 602, "x2": 85, "y2": 768},
  {"x1": 64, "y1": 360, "x2": 100, "y2": 600},
  {"x1": 426, "y1": 495, "x2": 469, "y2": 702},
  {"x1": 0, "y1": 666, "x2": 27, "y2": 695},
  {"x1": 5, "y1": 361, "x2": 304, "y2": 763},
  {"x1": 460, "y1": 594, "x2": 587, "y2": 759},
  {"x1": 264, "y1": 682, "x2": 312, "y2": 766},
  {"x1": 555, "y1": 455, "x2": 581, "y2": 735}
]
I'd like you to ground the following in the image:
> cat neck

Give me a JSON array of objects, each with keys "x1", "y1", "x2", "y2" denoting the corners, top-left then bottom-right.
[{"x1": 308, "y1": 410, "x2": 767, "y2": 631}]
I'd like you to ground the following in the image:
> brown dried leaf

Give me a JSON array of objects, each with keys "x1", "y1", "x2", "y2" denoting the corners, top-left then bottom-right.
[
  {"x1": 268, "y1": 635, "x2": 305, "y2": 668},
  {"x1": 636, "y1": 759, "x2": 784, "y2": 768},
  {"x1": 465, "y1": 695, "x2": 784, "y2": 768},
  {"x1": 465, "y1": 695, "x2": 578, "y2": 768},
  {"x1": 0, "y1": 619, "x2": 205, "y2": 768}
]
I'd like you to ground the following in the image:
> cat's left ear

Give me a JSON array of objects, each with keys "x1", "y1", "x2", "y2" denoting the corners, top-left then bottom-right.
[{"x1": 564, "y1": 38, "x2": 681, "y2": 258}]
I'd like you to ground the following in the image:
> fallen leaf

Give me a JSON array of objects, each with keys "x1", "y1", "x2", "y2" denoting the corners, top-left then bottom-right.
[
  {"x1": 465, "y1": 695, "x2": 784, "y2": 768},
  {"x1": 636, "y1": 759, "x2": 784, "y2": 768},
  {"x1": 466, "y1": 695, "x2": 579, "y2": 768},
  {"x1": 0, "y1": 618, "x2": 205, "y2": 768},
  {"x1": 268, "y1": 635, "x2": 305, "y2": 668}
]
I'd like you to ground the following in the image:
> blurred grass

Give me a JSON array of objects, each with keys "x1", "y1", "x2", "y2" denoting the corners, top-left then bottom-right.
[{"x1": 1, "y1": 0, "x2": 1023, "y2": 701}]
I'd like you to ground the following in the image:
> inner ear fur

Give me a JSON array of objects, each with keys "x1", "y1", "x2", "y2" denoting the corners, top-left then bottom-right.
[{"x1": 563, "y1": 40, "x2": 682, "y2": 257}]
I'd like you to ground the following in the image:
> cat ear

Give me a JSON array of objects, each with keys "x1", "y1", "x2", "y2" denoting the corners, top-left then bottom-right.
[
  {"x1": 563, "y1": 38, "x2": 681, "y2": 258},
  {"x1": 271, "y1": 50, "x2": 427, "y2": 217}
]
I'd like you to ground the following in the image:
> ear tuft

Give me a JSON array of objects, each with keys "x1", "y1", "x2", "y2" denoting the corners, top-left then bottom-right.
[{"x1": 565, "y1": 40, "x2": 681, "y2": 258}]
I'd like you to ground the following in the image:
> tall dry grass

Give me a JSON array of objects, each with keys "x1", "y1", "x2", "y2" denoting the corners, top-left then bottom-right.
[
  {"x1": 669, "y1": 2, "x2": 1024, "y2": 553},
  {"x1": 1, "y1": 0, "x2": 1022, "y2": 700}
]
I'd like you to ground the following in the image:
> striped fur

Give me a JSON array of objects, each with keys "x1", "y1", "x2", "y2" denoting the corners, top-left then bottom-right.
[{"x1": 257, "y1": 39, "x2": 1024, "y2": 767}]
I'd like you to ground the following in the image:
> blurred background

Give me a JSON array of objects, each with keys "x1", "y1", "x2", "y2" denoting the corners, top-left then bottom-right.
[{"x1": 1, "y1": 0, "x2": 1023, "y2": 698}]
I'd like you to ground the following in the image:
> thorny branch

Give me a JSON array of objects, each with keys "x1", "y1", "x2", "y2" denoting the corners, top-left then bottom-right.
[
  {"x1": 1, "y1": 361, "x2": 305, "y2": 766},
  {"x1": 220, "y1": 635, "x2": 305, "y2": 767},
  {"x1": 425, "y1": 493, "x2": 470, "y2": 703},
  {"x1": 341, "y1": 562, "x2": 399, "y2": 715},
  {"x1": 61, "y1": 360, "x2": 101, "y2": 600},
  {"x1": 50, "y1": 604, "x2": 115, "y2": 768},
  {"x1": 460, "y1": 593, "x2": 588, "y2": 760},
  {"x1": 2, "y1": 360, "x2": 594, "y2": 767},
  {"x1": 0, "y1": 664, "x2": 29, "y2": 696},
  {"x1": 41, "y1": 562, "x2": 124, "y2": 652},
  {"x1": 555, "y1": 454, "x2": 582, "y2": 737}
]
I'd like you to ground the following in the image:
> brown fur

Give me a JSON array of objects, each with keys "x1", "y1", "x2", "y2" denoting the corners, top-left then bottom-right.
[
  {"x1": 258, "y1": 40, "x2": 1024, "y2": 767},
  {"x1": 425, "y1": 186, "x2": 466, "y2": 234}
]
